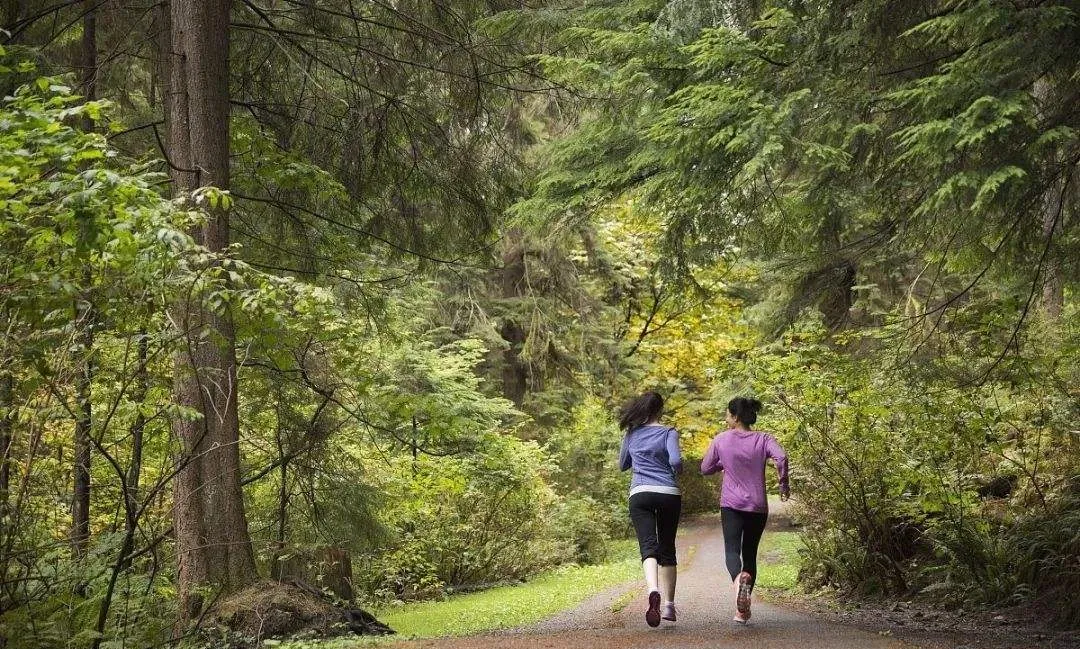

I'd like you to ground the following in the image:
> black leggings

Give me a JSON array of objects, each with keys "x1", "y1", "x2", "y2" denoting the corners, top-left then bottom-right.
[
  {"x1": 720, "y1": 507, "x2": 768, "y2": 585},
  {"x1": 629, "y1": 491, "x2": 682, "y2": 566}
]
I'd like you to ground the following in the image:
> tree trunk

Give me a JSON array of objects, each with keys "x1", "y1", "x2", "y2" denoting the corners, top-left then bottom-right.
[
  {"x1": 71, "y1": 335, "x2": 92, "y2": 555},
  {"x1": 0, "y1": 0, "x2": 23, "y2": 46},
  {"x1": 0, "y1": 0, "x2": 19, "y2": 538},
  {"x1": 71, "y1": 0, "x2": 97, "y2": 558},
  {"x1": 120, "y1": 330, "x2": 148, "y2": 571},
  {"x1": 164, "y1": 0, "x2": 257, "y2": 624},
  {"x1": 1034, "y1": 78, "x2": 1065, "y2": 320},
  {"x1": 0, "y1": 370, "x2": 11, "y2": 537},
  {"x1": 499, "y1": 229, "x2": 528, "y2": 406},
  {"x1": 1041, "y1": 182, "x2": 1064, "y2": 320},
  {"x1": 273, "y1": 402, "x2": 288, "y2": 577}
]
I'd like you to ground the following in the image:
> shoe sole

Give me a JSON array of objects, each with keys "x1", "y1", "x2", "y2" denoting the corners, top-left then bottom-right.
[
  {"x1": 736, "y1": 572, "x2": 752, "y2": 619},
  {"x1": 646, "y1": 591, "x2": 661, "y2": 627}
]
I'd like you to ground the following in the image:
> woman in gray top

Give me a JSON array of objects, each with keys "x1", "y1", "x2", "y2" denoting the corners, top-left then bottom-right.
[{"x1": 619, "y1": 391, "x2": 683, "y2": 627}]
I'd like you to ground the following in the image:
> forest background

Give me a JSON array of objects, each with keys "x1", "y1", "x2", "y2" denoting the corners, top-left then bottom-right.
[{"x1": 0, "y1": 0, "x2": 1077, "y2": 647}]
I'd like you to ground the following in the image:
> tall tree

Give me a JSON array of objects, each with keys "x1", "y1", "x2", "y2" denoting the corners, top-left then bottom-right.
[
  {"x1": 70, "y1": 0, "x2": 97, "y2": 558},
  {"x1": 520, "y1": 0, "x2": 1078, "y2": 340},
  {"x1": 164, "y1": 0, "x2": 257, "y2": 622},
  {"x1": 1, "y1": 0, "x2": 24, "y2": 566}
]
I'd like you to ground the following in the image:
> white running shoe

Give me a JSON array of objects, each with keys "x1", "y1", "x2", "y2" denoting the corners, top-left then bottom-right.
[{"x1": 662, "y1": 602, "x2": 677, "y2": 622}]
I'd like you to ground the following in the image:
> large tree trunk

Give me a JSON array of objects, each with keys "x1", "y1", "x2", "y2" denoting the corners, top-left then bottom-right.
[{"x1": 164, "y1": 0, "x2": 257, "y2": 623}]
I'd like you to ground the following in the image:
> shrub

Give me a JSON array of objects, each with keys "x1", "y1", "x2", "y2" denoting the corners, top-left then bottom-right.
[
  {"x1": 734, "y1": 314, "x2": 1080, "y2": 618},
  {"x1": 549, "y1": 494, "x2": 615, "y2": 565},
  {"x1": 359, "y1": 433, "x2": 563, "y2": 600}
]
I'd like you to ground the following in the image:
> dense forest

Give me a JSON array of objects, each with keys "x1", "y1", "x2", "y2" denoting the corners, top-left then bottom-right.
[{"x1": 0, "y1": 0, "x2": 1077, "y2": 646}]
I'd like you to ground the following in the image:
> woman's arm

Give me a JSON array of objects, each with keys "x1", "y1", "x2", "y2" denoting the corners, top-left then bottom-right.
[
  {"x1": 619, "y1": 434, "x2": 632, "y2": 471},
  {"x1": 765, "y1": 434, "x2": 790, "y2": 498},
  {"x1": 666, "y1": 428, "x2": 683, "y2": 474},
  {"x1": 700, "y1": 436, "x2": 723, "y2": 475}
]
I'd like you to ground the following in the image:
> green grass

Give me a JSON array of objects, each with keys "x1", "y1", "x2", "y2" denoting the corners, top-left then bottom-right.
[
  {"x1": 755, "y1": 530, "x2": 801, "y2": 591},
  {"x1": 275, "y1": 529, "x2": 800, "y2": 648},
  {"x1": 287, "y1": 539, "x2": 640, "y2": 646}
]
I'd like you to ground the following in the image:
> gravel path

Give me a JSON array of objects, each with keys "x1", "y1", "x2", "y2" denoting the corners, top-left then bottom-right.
[{"x1": 388, "y1": 515, "x2": 916, "y2": 649}]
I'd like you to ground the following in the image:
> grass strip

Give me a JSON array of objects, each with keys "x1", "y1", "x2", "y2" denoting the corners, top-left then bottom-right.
[
  {"x1": 755, "y1": 530, "x2": 801, "y2": 591},
  {"x1": 287, "y1": 539, "x2": 640, "y2": 647}
]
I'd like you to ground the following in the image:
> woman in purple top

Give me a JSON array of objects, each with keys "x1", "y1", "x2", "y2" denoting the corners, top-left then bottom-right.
[
  {"x1": 618, "y1": 391, "x2": 683, "y2": 627},
  {"x1": 700, "y1": 397, "x2": 789, "y2": 624}
]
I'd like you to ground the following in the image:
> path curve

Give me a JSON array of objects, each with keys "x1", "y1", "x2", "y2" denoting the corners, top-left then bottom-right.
[{"x1": 389, "y1": 516, "x2": 917, "y2": 649}]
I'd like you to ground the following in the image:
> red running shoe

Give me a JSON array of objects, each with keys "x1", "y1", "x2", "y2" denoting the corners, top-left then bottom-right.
[
  {"x1": 736, "y1": 571, "x2": 753, "y2": 620},
  {"x1": 645, "y1": 590, "x2": 661, "y2": 627}
]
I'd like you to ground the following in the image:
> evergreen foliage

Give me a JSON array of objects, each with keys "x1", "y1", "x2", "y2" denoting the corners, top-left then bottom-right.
[{"x1": 0, "y1": 0, "x2": 1077, "y2": 645}]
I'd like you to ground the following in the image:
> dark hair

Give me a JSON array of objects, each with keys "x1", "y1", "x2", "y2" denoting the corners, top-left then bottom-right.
[
  {"x1": 619, "y1": 391, "x2": 664, "y2": 431},
  {"x1": 727, "y1": 397, "x2": 763, "y2": 426}
]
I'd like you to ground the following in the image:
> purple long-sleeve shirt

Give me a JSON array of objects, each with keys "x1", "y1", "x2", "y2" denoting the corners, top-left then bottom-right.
[
  {"x1": 620, "y1": 424, "x2": 683, "y2": 494},
  {"x1": 700, "y1": 429, "x2": 788, "y2": 513}
]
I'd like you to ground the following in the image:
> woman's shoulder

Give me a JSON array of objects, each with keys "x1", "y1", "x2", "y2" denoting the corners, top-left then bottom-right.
[
  {"x1": 752, "y1": 430, "x2": 783, "y2": 447},
  {"x1": 710, "y1": 428, "x2": 735, "y2": 443},
  {"x1": 723, "y1": 429, "x2": 773, "y2": 442}
]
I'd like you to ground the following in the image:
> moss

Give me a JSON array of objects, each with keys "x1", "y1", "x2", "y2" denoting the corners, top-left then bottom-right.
[{"x1": 202, "y1": 580, "x2": 392, "y2": 648}]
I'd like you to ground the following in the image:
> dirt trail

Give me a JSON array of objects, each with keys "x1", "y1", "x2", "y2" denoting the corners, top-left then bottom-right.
[{"x1": 389, "y1": 515, "x2": 915, "y2": 649}]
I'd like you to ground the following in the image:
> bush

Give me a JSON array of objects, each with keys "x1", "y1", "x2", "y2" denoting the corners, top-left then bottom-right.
[
  {"x1": 549, "y1": 494, "x2": 615, "y2": 564},
  {"x1": 0, "y1": 535, "x2": 173, "y2": 649},
  {"x1": 1009, "y1": 477, "x2": 1080, "y2": 627},
  {"x1": 359, "y1": 433, "x2": 564, "y2": 600},
  {"x1": 735, "y1": 314, "x2": 1080, "y2": 620},
  {"x1": 679, "y1": 455, "x2": 719, "y2": 516}
]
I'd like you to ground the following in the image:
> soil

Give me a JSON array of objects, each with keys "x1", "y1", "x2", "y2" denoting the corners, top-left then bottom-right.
[
  {"x1": 773, "y1": 591, "x2": 1080, "y2": 649},
  {"x1": 384, "y1": 508, "x2": 1079, "y2": 649}
]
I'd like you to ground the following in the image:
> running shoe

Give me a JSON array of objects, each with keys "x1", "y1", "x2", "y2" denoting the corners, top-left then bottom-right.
[
  {"x1": 662, "y1": 602, "x2": 677, "y2": 622},
  {"x1": 733, "y1": 610, "x2": 749, "y2": 625},
  {"x1": 736, "y1": 571, "x2": 753, "y2": 620},
  {"x1": 645, "y1": 590, "x2": 661, "y2": 627}
]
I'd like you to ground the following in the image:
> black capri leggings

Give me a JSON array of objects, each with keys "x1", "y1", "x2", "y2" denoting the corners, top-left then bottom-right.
[
  {"x1": 629, "y1": 491, "x2": 682, "y2": 566},
  {"x1": 720, "y1": 506, "x2": 768, "y2": 585}
]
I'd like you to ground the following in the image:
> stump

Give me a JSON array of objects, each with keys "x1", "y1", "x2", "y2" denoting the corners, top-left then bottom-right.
[
  {"x1": 272, "y1": 545, "x2": 354, "y2": 602},
  {"x1": 202, "y1": 578, "x2": 393, "y2": 649}
]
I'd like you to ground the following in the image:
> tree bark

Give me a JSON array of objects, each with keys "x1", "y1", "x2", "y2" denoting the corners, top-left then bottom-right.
[
  {"x1": 164, "y1": 0, "x2": 257, "y2": 624},
  {"x1": 0, "y1": 370, "x2": 11, "y2": 538},
  {"x1": 1034, "y1": 78, "x2": 1065, "y2": 320},
  {"x1": 71, "y1": 0, "x2": 97, "y2": 558},
  {"x1": 1041, "y1": 181, "x2": 1064, "y2": 320},
  {"x1": 499, "y1": 229, "x2": 528, "y2": 406},
  {"x1": 120, "y1": 330, "x2": 148, "y2": 571},
  {"x1": 71, "y1": 333, "x2": 92, "y2": 555},
  {"x1": 0, "y1": 0, "x2": 23, "y2": 43}
]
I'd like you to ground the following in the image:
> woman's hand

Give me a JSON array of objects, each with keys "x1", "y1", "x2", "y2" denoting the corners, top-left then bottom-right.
[{"x1": 779, "y1": 489, "x2": 790, "y2": 502}]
